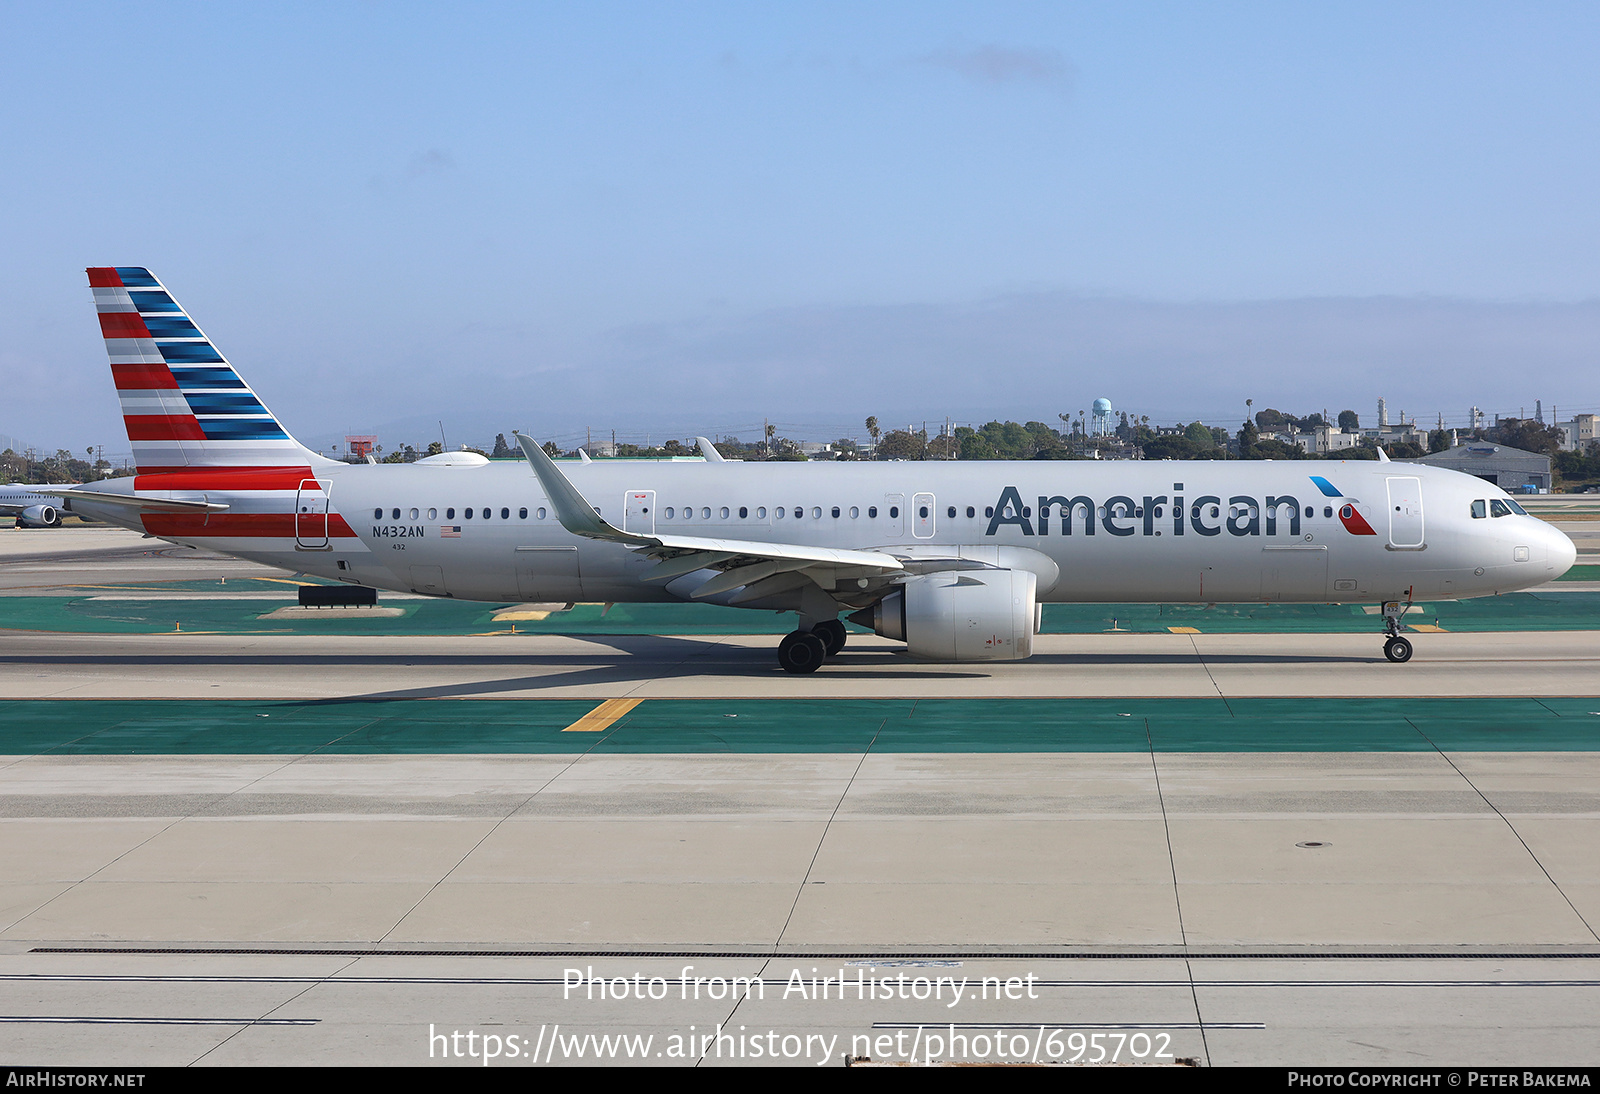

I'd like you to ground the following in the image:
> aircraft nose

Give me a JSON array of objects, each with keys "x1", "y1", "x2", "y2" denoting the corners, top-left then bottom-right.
[{"x1": 1547, "y1": 523, "x2": 1577, "y2": 578}]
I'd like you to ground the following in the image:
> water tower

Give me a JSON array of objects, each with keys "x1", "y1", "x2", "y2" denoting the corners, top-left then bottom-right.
[{"x1": 1091, "y1": 398, "x2": 1114, "y2": 437}]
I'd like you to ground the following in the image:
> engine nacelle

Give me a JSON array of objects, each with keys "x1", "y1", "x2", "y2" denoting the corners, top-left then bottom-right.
[
  {"x1": 17, "y1": 504, "x2": 60, "y2": 528},
  {"x1": 850, "y1": 569, "x2": 1038, "y2": 661}
]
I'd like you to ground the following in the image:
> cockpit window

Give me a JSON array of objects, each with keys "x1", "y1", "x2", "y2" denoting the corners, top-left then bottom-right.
[
  {"x1": 1490, "y1": 499, "x2": 1513, "y2": 518},
  {"x1": 1506, "y1": 499, "x2": 1528, "y2": 516},
  {"x1": 1471, "y1": 500, "x2": 1486, "y2": 519}
]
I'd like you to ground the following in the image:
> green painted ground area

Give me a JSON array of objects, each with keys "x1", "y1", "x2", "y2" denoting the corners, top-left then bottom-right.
[
  {"x1": 1, "y1": 585, "x2": 1597, "y2": 636},
  {"x1": 3, "y1": 697, "x2": 1597, "y2": 755},
  {"x1": 1554, "y1": 564, "x2": 1600, "y2": 582}
]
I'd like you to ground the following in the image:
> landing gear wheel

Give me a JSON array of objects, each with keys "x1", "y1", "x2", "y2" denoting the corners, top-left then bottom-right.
[
  {"x1": 813, "y1": 619, "x2": 847, "y2": 657},
  {"x1": 1383, "y1": 636, "x2": 1413, "y2": 663},
  {"x1": 778, "y1": 630, "x2": 828, "y2": 674}
]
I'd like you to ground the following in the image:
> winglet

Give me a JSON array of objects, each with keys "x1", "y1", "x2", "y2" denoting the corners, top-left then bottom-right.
[
  {"x1": 695, "y1": 437, "x2": 725, "y2": 463},
  {"x1": 1376, "y1": 446, "x2": 1391, "y2": 463},
  {"x1": 513, "y1": 433, "x2": 654, "y2": 545}
]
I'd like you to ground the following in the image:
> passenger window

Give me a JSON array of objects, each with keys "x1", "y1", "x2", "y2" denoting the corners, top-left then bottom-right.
[
  {"x1": 739, "y1": 507, "x2": 747, "y2": 518},
  {"x1": 702, "y1": 507, "x2": 711, "y2": 520},
  {"x1": 720, "y1": 507, "x2": 729, "y2": 519},
  {"x1": 391, "y1": 508, "x2": 400, "y2": 520},
  {"x1": 1304, "y1": 507, "x2": 1313, "y2": 517},
  {"x1": 794, "y1": 508, "x2": 803, "y2": 519},
  {"x1": 966, "y1": 506, "x2": 975, "y2": 518},
  {"x1": 501, "y1": 507, "x2": 510, "y2": 519},
  {"x1": 1471, "y1": 500, "x2": 1486, "y2": 519},
  {"x1": 850, "y1": 507, "x2": 858, "y2": 518},
  {"x1": 537, "y1": 507, "x2": 546, "y2": 519},
  {"x1": 428, "y1": 508, "x2": 437, "y2": 520},
  {"x1": 757, "y1": 507, "x2": 766, "y2": 518},
  {"x1": 868, "y1": 506, "x2": 878, "y2": 518},
  {"x1": 775, "y1": 507, "x2": 784, "y2": 518},
  {"x1": 812, "y1": 507, "x2": 822, "y2": 518},
  {"x1": 464, "y1": 508, "x2": 473, "y2": 519},
  {"x1": 373, "y1": 508, "x2": 382, "y2": 519},
  {"x1": 889, "y1": 506, "x2": 899, "y2": 518},
  {"x1": 919, "y1": 506, "x2": 928, "y2": 518},
  {"x1": 947, "y1": 506, "x2": 956, "y2": 518},
  {"x1": 519, "y1": 508, "x2": 527, "y2": 519},
  {"x1": 1490, "y1": 499, "x2": 1513, "y2": 518},
  {"x1": 447, "y1": 508, "x2": 455, "y2": 519},
  {"x1": 831, "y1": 506, "x2": 840, "y2": 518},
  {"x1": 1324, "y1": 506, "x2": 1333, "y2": 518}
]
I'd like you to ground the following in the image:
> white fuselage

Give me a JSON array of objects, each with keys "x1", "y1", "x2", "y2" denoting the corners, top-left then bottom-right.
[{"x1": 69, "y1": 457, "x2": 1577, "y2": 608}]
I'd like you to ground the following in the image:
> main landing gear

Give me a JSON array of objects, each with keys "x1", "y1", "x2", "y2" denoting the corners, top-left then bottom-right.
[
  {"x1": 1380, "y1": 600, "x2": 1413, "y2": 663},
  {"x1": 778, "y1": 620, "x2": 847, "y2": 674}
]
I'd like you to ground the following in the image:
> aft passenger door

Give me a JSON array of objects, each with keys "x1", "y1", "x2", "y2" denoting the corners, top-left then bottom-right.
[
  {"x1": 912, "y1": 492, "x2": 936, "y2": 538},
  {"x1": 295, "y1": 479, "x2": 331, "y2": 550}
]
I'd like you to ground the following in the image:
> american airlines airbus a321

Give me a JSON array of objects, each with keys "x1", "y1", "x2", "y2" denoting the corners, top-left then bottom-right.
[{"x1": 58, "y1": 268, "x2": 1577, "y2": 673}]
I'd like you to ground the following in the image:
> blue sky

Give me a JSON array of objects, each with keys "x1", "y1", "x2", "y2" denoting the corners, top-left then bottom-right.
[{"x1": 4, "y1": 2, "x2": 1599, "y2": 457}]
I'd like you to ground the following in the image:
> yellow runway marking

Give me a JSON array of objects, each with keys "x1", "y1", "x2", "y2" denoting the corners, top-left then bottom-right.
[
  {"x1": 251, "y1": 576, "x2": 321, "y2": 586},
  {"x1": 562, "y1": 698, "x2": 643, "y2": 732},
  {"x1": 1407, "y1": 623, "x2": 1448, "y2": 632},
  {"x1": 1167, "y1": 626, "x2": 1201, "y2": 634}
]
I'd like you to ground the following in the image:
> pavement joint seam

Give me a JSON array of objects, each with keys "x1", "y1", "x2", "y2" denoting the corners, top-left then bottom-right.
[
  {"x1": 1144, "y1": 715, "x2": 1210, "y2": 1066},
  {"x1": 373, "y1": 717, "x2": 630, "y2": 946},
  {"x1": 772, "y1": 719, "x2": 888, "y2": 950},
  {"x1": 1406, "y1": 716, "x2": 1600, "y2": 946}
]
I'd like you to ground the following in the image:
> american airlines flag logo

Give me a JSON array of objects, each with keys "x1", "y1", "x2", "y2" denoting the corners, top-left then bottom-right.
[{"x1": 440, "y1": 526, "x2": 461, "y2": 538}]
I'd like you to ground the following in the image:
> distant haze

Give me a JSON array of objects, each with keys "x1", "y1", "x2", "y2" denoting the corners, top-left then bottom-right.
[{"x1": 2, "y1": 4, "x2": 1597, "y2": 456}]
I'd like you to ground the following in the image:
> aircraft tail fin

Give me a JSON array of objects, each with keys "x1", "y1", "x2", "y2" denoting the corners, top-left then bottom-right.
[{"x1": 88, "y1": 267, "x2": 324, "y2": 473}]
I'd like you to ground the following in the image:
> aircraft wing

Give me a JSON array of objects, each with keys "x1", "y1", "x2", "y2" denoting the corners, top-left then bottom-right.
[{"x1": 513, "y1": 433, "x2": 904, "y2": 599}]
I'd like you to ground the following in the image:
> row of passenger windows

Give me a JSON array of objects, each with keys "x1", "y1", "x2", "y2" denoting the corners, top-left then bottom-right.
[
  {"x1": 376, "y1": 506, "x2": 549, "y2": 521},
  {"x1": 373, "y1": 502, "x2": 1349, "y2": 523},
  {"x1": 664, "y1": 505, "x2": 905, "y2": 520}
]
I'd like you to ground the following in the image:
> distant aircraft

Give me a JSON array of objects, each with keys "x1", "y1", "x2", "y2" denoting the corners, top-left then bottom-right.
[
  {"x1": 0, "y1": 483, "x2": 78, "y2": 527},
  {"x1": 62, "y1": 267, "x2": 1577, "y2": 672}
]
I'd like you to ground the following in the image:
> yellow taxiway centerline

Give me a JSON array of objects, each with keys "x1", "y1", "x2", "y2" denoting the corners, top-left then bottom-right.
[{"x1": 562, "y1": 697, "x2": 644, "y2": 732}]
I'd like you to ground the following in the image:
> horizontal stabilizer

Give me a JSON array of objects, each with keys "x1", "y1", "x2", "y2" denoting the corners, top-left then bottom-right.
[{"x1": 57, "y1": 488, "x2": 229, "y2": 514}]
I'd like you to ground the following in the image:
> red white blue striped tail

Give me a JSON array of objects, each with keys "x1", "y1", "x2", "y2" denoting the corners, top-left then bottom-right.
[{"x1": 88, "y1": 267, "x2": 323, "y2": 474}]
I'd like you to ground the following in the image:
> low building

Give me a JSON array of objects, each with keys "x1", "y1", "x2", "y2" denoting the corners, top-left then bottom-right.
[
  {"x1": 1292, "y1": 425, "x2": 1360, "y2": 455},
  {"x1": 1555, "y1": 413, "x2": 1598, "y2": 452},
  {"x1": 1360, "y1": 423, "x2": 1430, "y2": 450},
  {"x1": 1405, "y1": 443, "x2": 1552, "y2": 493}
]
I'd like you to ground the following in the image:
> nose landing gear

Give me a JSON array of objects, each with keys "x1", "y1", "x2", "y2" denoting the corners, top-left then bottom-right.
[
  {"x1": 1380, "y1": 600, "x2": 1413, "y2": 663},
  {"x1": 1383, "y1": 635, "x2": 1413, "y2": 663}
]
